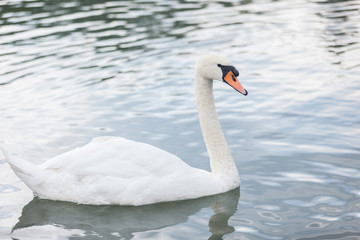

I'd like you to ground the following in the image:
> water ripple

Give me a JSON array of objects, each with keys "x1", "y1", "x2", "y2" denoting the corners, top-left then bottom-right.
[
  {"x1": 285, "y1": 196, "x2": 346, "y2": 208},
  {"x1": 0, "y1": 0, "x2": 360, "y2": 239}
]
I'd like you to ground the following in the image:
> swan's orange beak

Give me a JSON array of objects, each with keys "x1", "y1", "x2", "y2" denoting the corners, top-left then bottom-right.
[{"x1": 224, "y1": 71, "x2": 248, "y2": 96}]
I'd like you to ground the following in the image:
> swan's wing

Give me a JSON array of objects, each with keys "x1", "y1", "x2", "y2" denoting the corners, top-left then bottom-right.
[
  {"x1": 33, "y1": 137, "x2": 218, "y2": 205},
  {"x1": 40, "y1": 137, "x2": 193, "y2": 177}
]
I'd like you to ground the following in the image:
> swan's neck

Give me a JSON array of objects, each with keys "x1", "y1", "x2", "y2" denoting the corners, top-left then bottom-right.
[{"x1": 195, "y1": 73, "x2": 239, "y2": 182}]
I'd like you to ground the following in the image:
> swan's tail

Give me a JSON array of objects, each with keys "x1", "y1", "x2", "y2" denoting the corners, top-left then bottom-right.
[{"x1": 1, "y1": 147, "x2": 43, "y2": 191}]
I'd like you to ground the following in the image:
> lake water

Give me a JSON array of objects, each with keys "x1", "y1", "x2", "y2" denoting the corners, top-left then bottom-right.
[{"x1": 0, "y1": 0, "x2": 359, "y2": 239}]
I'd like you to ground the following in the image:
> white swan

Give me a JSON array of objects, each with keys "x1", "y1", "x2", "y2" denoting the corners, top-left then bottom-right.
[{"x1": 2, "y1": 54, "x2": 247, "y2": 206}]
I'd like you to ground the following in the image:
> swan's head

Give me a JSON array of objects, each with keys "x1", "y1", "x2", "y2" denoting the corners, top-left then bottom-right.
[{"x1": 196, "y1": 54, "x2": 247, "y2": 95}]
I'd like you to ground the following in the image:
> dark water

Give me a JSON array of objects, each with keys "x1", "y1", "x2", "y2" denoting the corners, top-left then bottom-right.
[{"x1": 0, "y1": 0, "x2": 359, "y2": 239}]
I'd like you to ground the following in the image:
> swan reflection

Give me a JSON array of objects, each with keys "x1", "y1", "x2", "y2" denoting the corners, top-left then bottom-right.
[{"x1": 13, "y1": 188, "x2": 239, "y2": 240}]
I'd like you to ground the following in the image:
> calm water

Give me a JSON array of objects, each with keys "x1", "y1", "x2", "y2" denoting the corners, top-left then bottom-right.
[{"x1": 1, "y1": 0, "x2": 360, "y2": 239}]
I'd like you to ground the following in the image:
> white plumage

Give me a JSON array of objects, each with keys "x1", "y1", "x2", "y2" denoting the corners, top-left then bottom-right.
[{"x1": 2, "y1": 54, "x2": 247, "y2": 206}]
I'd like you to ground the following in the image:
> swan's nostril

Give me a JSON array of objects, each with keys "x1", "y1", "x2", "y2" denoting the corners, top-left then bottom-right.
[{"x1": 231, "y1": 74, "x2": 236, "y2": 82}]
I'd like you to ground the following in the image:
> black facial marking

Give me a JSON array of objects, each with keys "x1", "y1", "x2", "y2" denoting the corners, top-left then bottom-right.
[{"x1": 217, "y1": 64, "x2": 239, "y2": 79}]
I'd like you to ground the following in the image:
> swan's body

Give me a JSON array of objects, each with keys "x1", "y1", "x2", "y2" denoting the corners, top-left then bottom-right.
[{"x1": 2, "y1": 54, "x2": 247, "y2": 206}]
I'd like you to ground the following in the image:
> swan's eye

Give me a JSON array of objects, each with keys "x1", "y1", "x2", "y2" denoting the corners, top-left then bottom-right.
[{"x1": 217, "y1": 64, "x2": 222, "y2": 67}]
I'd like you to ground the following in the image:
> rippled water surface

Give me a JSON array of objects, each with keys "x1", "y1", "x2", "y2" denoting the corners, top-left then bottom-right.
[{"x1": 1, "y1": 0, "x2": 360, "y2": 239}]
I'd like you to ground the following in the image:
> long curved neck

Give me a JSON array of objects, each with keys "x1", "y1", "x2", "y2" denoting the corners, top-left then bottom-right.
[{"x1": 195, "y1": 73, "x2": 239, "y2": 181}]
